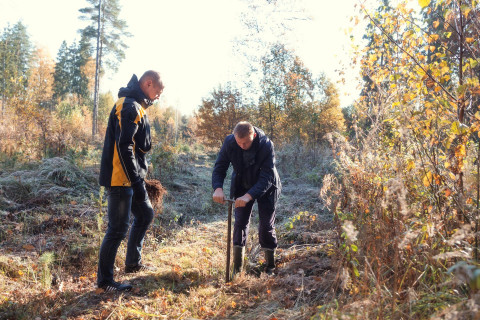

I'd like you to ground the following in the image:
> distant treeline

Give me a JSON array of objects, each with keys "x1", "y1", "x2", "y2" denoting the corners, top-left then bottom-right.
[{"x1": 0, "y1": 18, "x2": 347, "y2": 164}]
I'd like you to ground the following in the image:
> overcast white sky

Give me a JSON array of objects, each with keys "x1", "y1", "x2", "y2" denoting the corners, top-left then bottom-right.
[{"x1": 0, "y1": 0, "x2": 367, "y2": 115}]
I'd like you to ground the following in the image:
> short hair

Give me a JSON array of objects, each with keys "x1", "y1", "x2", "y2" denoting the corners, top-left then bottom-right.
[
  {"x1": 139, "y1": 70, "x2": 164, "y2": 90},
  {"x1": 233, "y1": 121, "x2": 254, "y2": 139}
]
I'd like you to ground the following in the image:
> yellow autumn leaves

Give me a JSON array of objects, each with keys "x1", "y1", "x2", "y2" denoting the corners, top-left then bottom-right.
[
  {"x1": 422, "y1": 171, "x2": 442, "y2": 187},
  {"x1": 418, "y1": 0, "x2": 431, "y2": 8}
]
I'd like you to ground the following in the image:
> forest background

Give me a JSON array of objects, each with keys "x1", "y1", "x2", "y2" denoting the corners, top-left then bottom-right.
[{"x1": 2, "y1": 0, "x2": 480, "y2": 319}]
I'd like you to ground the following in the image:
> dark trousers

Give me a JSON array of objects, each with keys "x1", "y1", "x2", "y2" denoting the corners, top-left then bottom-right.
[
  {"x1": 97, "y1": 186, "x2": 154, "y2": 286},
  {"x1": 232, "y1": 192, "x2": 278, "y2": 250}
]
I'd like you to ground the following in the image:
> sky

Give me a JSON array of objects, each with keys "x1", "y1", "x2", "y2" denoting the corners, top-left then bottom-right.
[{"x1": 0, "y1": 0, "x2": 367, "y2": 115}]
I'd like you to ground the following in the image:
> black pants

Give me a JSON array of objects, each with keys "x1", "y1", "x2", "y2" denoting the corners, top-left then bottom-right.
[
  {"x1": 97, "y1": 186, "x2": 154, "y2": 286},
  {"x1": 232, "y1": 190, "x2": 278, "y2": 250}
]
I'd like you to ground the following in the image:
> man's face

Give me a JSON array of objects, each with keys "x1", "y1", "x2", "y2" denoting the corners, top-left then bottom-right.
[
  {"x1": 235, "y1": 132, "x2": 256, "y2": 150},
  {"x1": 145, "y1": 80, "x2": 163, "y2": 101}
]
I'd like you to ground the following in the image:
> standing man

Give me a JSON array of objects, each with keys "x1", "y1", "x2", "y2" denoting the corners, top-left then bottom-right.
[
  {"x1": 212, "y1": 121, "x2": 281, "y2": 276},
  {"x1": 97, "y1": 70, "x2": 164, "y2": 292}
]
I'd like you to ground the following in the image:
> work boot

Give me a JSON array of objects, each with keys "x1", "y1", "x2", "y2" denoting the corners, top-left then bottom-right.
[
  {"x1": 232, "y1": 246, "x2": 245, "y2": 276},
  {"x1": 264, "y1": 249, "x2": 276, "y2": 276}
]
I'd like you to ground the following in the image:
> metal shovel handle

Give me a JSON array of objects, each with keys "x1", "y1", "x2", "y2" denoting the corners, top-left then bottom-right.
[{"x1": 225, "y1": 198, "x2": 234, "y2": 282}]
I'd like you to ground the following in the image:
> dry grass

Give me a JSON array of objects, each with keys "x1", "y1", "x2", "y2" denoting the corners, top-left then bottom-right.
[
  {"x1": 0, "y1": 153, "x2": 336, "y2": 319},
  {"x1": 0, "y1": 216, "x2": 333, "y2": 319},
  {"x1": 310, "y1": 126, "x2": 478, "y2": 319}
]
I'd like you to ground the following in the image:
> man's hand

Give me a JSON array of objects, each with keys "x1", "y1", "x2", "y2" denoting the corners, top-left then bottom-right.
[
  {"x1": 132, "y1": 180, "x2": 147, "y2": 202},
  {"x1": 235, "y1": 193, "x2": 252, "y2": 207},
  {"x1": 213, "y1": 188, "x2": 225, "y2": 204}
]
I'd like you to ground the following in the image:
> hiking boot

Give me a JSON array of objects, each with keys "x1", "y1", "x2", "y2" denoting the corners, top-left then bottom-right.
[
  {"x1": 232, "y1": 246, "x2": 245, "y2": 276},
  {"x1": 264, "y1": 249, "x2": 275, "y2": 276},
  {"x1": 125, "y1": 264, "x2": 156, "y2": 274},
  {"x1": 98, "y1": 281, "x2": 132, "y2": 292}
]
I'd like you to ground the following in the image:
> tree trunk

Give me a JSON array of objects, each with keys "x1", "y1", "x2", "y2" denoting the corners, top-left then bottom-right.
[
  {"x1": 92, "y1": 0, "x2": 102, "y2": 138},
  {"x1": 1, "y1": 40, "x2": 7, "y2": 121}
]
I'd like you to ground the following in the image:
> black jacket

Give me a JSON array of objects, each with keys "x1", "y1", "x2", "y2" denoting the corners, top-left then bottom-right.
[
  {"x1": 212, "y1": 127, "x2": 281, "y2": 200},
  {"x1": 99, "y1": 74, "x2": 152, "y2": 187}
]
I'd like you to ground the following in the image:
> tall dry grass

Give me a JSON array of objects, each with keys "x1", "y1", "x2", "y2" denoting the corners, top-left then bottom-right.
[
  {"x1": 316, "y1": 121, "x2": 480, "y2": 318},
  {"x1": 0, "y1": 100, "x2": 96, "y2": 168}
]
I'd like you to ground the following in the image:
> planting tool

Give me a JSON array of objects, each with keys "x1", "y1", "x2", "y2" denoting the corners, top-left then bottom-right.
[{"x1": 225, "y1": 198, "x2": 235, "y2": 282}]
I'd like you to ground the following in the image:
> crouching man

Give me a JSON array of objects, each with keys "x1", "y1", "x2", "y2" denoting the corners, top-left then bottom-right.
[{"x1": 212, "y1": 121, "x2": 281, "y2": 276}]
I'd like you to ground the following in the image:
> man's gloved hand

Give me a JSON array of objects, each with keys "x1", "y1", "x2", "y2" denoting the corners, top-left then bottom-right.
[{"x1": 132, "y1": 179, "x2": 147, "y2": 201}]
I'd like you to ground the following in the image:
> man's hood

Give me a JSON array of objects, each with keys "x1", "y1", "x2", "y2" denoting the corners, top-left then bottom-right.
[
  {"x1": 254, "y1": 127, "x2": 266, "y2": 140},
  {"x1": 118, "y1": 74, "x2": 154, "y2": 108}
]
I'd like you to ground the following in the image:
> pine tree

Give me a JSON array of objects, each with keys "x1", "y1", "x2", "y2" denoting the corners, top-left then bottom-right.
[
  {"x1": 71, "y1": 35, "x2": 93, "y2": 104},
  {"x1": 79, "y1": 0, "x2": 131, "y2": 137},
  {"x1": 0, "y1": 22, "x2": 32, "y2": 117},
  {"x1": 53, "y1": 41, "x2": 71, "y2": 101},
  {"x1": 53, "y1": 36, "x2": 93, "y2": 104},
  {"x1": 74, "y1": 34, "x2": 93, "y2": 103}
]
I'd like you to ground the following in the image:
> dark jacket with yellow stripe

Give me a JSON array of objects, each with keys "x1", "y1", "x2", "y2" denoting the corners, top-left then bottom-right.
[{"x1": 99, "y1": 75, "x2": 152, "y2": 187}]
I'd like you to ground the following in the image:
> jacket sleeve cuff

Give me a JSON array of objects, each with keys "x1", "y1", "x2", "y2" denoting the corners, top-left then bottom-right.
[
  {"x1": 131, "y1": 178, "x2": 142, "y2": 186},
  {"x1": 247, "y1": 189, "x2": 260, "y2": 200},
  {"x1": 213, "y1": 183, "x2": 223, "y2": 190}
]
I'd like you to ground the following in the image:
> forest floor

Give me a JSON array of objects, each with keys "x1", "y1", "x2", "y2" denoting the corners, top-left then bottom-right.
[{"x1": 0, "y1": 155, "x2": 337, "y2": 320}]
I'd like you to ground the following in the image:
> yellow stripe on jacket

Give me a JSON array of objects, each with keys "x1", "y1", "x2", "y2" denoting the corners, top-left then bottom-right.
[
  {"x1": 111, "y1": 97, "x2": 131, "y2": 186},
  {"x1": 111, "y1": 142, "x2": 131, "y2": 186},
  {"x1": 110, "y1": 98, "x2": 147, "y2": 187},
  {"x1": 115, "y1": 98, "x2": 125, "y2": 129}
]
